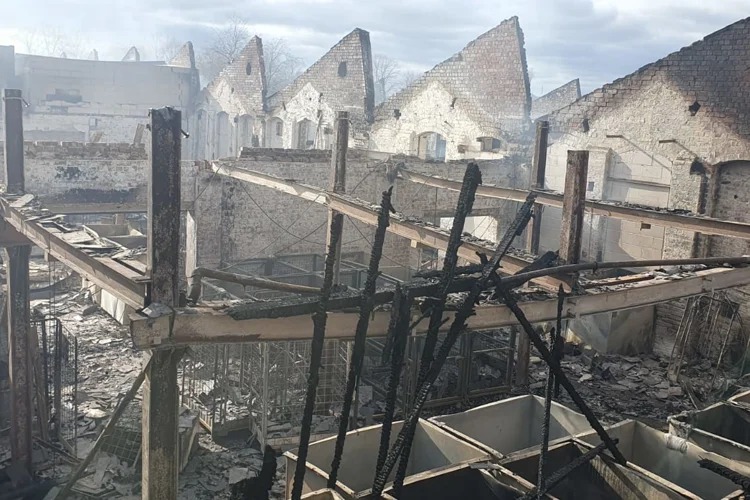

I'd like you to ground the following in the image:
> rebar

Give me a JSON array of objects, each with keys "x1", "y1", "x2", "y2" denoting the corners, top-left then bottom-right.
[
  {"x1": 373, "y1": 194, "x2": 536, "y2": 496},
  {"x1": 291, "y1": 213, "x2": 344, "y2": 500},
  {"x1": 417, "y1": 163, "x2": 482, "y2": 390},
  {"x1": 495, "y1": 285, "x2": 627, "y2": 465},
  {"x1": 537, "y1": 285, "x2": 565, "y2": 497},
  {"x1": 328, "y1": 188, "x2": 393, "y2": 488},
  {"x1": 373, "y1": 285, "x2": 411, "y2": 487},
  {"x1": 520, "y1": 441, "x2": 612, "y2": 500},
  {"x1": 698, "y1": 458, "x2": 750, "y2": 491}
]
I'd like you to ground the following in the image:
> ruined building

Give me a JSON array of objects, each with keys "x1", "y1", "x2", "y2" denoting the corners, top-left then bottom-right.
[
  {"x1": 190, "y1": 17, "x2": 554, "y2": 163},
  {"x1": 6, "y1": 14, "x2": 750, "y2": 500},
  {"x1": 370, "y1": 17, "x2": 531, "y2": 161},
  {"x1": 190, "y1": 29, "x2": 374, "y2": 159},
  {"x1": 0, "y1": 44, "x2": 200, "y2": 144}
]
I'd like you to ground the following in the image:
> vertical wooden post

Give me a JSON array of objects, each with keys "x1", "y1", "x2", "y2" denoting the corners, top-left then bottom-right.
[
  {"x1": 559, "y1": 150, "x2": 589, "y2": 264},
  {"x1": 516, "y1": 120, "x2": 549, "y2": 387},
  {"x1": 4, "y1": 88, "x2": 32, "y2": 481},
  {"x1": 526, "y1": 120, "x2": 548, "y2": 253},
  {"x1": 4, "y1": 89, "x2": 25, "y2": 195},
  {"x1": 328, "y1": 110, "x2": 349, "y2": 283},
  {"x1": 320, "y1": 111, "x2": 348, "y2": 416},
  {"x1": 142, "y1": 107, "x2": 183, "y2": 500}
]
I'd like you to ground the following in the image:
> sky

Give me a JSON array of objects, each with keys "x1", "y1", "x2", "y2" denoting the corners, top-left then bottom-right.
[{"x1": 0, "y1": 0, "x2": 747, "y2": 96}]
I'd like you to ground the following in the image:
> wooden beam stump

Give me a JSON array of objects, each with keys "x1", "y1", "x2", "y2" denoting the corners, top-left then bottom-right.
[
  {"x1": 5, "y1": 245, "x2": 32, "y2": 481},
  {"x1": 327, "y1": 110, "x2": 349, "y2": 284},
  {"x1": 4, "y1": 88, "x2": 32, "y2": 481},
  {"x1": 516, "y1": 121, "x2": 549, "y2": 388},
  {"x1": 142, "y1": 107, "x2": 183, "y2": 500},
  {"x1": 560, "y1": 151, "x2": 589, "y2": 264}
]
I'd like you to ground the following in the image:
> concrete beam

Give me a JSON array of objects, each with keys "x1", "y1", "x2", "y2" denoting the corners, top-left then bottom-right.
[
  {"x1": 0, "y1": 200, "x2": 147, "y2": 309},
  {"x1": 129, "y1": 265, "x2": 750, "y2": 347},
  {"x1": 397, "y1": 170, "x2": 750, "y2": 240},
  {"x1": 43, "y1": 201, "x2": 194, "y2": 215},
  {"x1": 210, "y1": 164, "x2": 562, "y2": 290}
]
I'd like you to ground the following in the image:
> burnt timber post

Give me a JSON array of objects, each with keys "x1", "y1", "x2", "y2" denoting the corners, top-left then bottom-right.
[
  {"x1": 142, "y1": 107, "x2": 183, "y2": 500},
  {"x1": 559, "y1": 151, "x2": 589, "y2": 264},
  {"x1": 526, "y1": 120, "x2": 548, "y2": 254},
  {"x1": 328, "y1": 110, "x2": 349, "y2": 283},
  {"x1": 3, "y1": 88, "x2": 32, "y2": 481},
  {"x1": 319, "y1": 111, "x2": 349, "y2": 414},
  {"x1": 516, "y1": 120, "x2": 549, "y2": 387}
]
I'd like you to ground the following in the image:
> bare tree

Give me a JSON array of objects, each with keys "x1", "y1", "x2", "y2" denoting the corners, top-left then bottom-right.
[
  {"x1": 373, "y1": 54, "x2": 401, "y2": 104},
  {"x1": 263, "y1": 37, "x2": 305, "y2": 95},
  {"x1": 400, "y1": 69, "x2": 421, "y2": 89},
  {"x1": 149, "y1": 35, "x2": 183, "y2": 63},
  {"x1": 196, "y1": 14, "x2": 251, "y2": 84},
  {"x1": 21, "y1": 28, "x2": 89, "y2": 59}
]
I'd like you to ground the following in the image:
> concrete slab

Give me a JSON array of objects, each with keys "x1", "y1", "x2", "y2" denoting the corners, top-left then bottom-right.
[
  {"x1": 283, "y1": 418, "x2": 490, "y2": 499},
  {"x1": 669, "y1": 402, "x2": 750, "y2": 469},
  {"x1": 577, "y1": 420, "x2": 747, "y2": 499},
  {"x1": 380, "y1": 463, "x2": 527, "y2": 500},
  {"x1": 301, "y1": 488, "x2": 345, "y2": 500},
  {"x1": 501, "y1": 439, "x2": 687, "y2": 499},
  {"x1": 430, "y1": 395, "x2": 592, "y2": 459}
]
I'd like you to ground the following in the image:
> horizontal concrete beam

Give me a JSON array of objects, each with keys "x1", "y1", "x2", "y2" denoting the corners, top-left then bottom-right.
[
  {"x1": 0, "y1": 198, "x2": 147, "y2": 308},
  {"x1": 129, "y1": 265, "x2": 750, "y2": 347},
  {"x1": 399, "y1": 169, "x2": 750, "y2": 239},
  {"x1": 43, "y1": 201, "x2": 194, "y2": 214},
  {"x1": 211, "y1": 163, "x2": 562, "y2": 290}
]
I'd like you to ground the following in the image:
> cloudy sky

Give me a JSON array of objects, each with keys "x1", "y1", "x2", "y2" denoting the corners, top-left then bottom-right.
[{"x1": 0, "y1": 0, "x2": 746, "y2": 95}]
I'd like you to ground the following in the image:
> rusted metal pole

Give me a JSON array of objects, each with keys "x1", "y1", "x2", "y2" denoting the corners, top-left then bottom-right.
[
  {"x1": 4, "y1": 88, "x2": 32, "y2": 482},
  {"x1": 559, "y1": 151, "x2": 589, "y2": 265},
  {"x1": 142, "y1": 107, "x2": 183, "y2": 500}
]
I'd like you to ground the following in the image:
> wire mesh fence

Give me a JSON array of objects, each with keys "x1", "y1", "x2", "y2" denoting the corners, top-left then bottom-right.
[
  {"x1": 37, "y1": 316, "x2": 79, "y2": 455},
  {"x1": 180, "y1": 343, "x2": 251, "y2": 435}
]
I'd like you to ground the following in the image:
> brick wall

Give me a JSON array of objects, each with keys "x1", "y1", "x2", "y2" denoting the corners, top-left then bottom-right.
[
  {"x1": 267, "y1": 29, "x2": 375, "y2": 150},
  {"x1": 0, "y1": 141, "x2": 199, "y2": 206},
  {"x1": 544, "y1": 17, "x2": 750, "y2": 263},
  {"x1": 193, "y1": 149, "x2": 528, "y2": 270},
  {"x1": 371, "y1": 17, "x2": 531, "y2": 160},
  {"x1": 2, "y1": 52, "x2": 199, "y2": 146},
  {"x1": 531, "y1": 79, "x2": 581, "y2": 120},
  {"x1": 542, "y1": 17, "x2": 750, "y2": 347}
]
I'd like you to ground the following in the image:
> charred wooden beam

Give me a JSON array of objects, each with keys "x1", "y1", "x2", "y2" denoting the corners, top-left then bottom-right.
[
  {"x1": 291, "y1": 213, "x2": 344, "y2": 500},
  {"x1": 328, "y1": 188, "x2": 393, "y2": 487},
  {"x1": 374, "y1": 194, "x2": 535, "y2": 496},
  {"x1": 189, "y1": 267, "x2": 321, "y2": 300},
  {"x1": 418, "y1": 164, "x2": 482, "y2": 389},
  {"x1": 142, "y1": 107, "x2": 183, "y2": 500}
]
